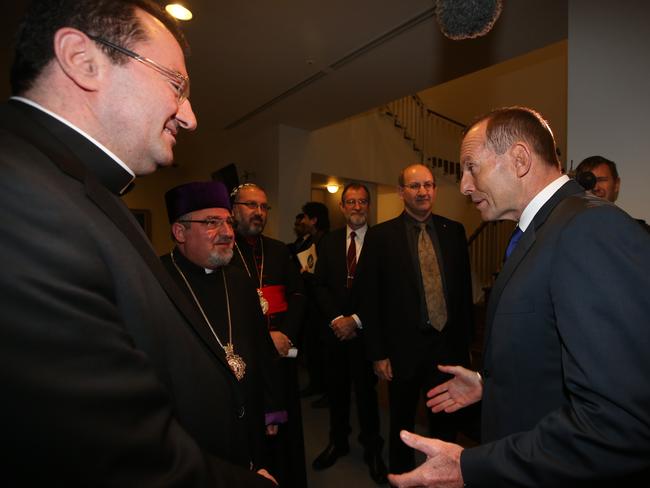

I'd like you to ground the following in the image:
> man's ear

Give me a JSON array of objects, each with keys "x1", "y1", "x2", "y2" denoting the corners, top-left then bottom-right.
[
  {"x1": 52, "y1": 28, "x2": 103, "y2": 91},
  {"x1": 172, "y1": 222, "x2": 186, "y2": 243},
  {"x1": 510, "y1": 142, "x2": 532, "y2": 178}
]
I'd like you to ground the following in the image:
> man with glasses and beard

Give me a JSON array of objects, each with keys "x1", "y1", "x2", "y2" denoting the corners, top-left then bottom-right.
[
  {"x1": 1, "y1": 0, "x2": 274, "y2": 485},
  {"x1": 356, "y1": 164, "x2": 474, "y2": 475},
  {"x1": 161, "y1": 181, "x2": 285, "y2": 482},
  {"x1": 230, "y1": 182, "x2": 308, "y2": 488},
  {"x1": 311, "y1": 182, "x2": 388, "y2": 484}
]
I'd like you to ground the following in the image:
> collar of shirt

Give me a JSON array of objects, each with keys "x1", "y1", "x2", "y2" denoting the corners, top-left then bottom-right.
[
  {"x1": 347, "y1": 224, "x2": 367, "y2": 257},
  {"x1": 402, "y1": 211, "x2": 433, "y2": 230},
  {"x1": 11, "y1": 96, "x2": 135, "y2": 193},
  {"x1": 347, "y1": 224, "x2": 367, "y2": 241},
  {"x1": 518, "y1": 175, "x2": 570, "y2": 232}
]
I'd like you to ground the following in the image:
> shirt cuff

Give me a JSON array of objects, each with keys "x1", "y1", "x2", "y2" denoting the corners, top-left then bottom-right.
[
  {"x1": 330, "y1": 315, "x2": 344, "y2": 327},
  {"x1": 351, "y1": 314, "x2": 362, "y2": 329}
]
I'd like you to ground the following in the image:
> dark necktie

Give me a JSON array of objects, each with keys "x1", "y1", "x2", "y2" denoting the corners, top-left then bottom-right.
[
  {"x1": 346, "y1": 231, "x2": 357, "y2": 288},
  {"x1": 505, "y1": 226, "x2": 524, "y2": 260},
  {"x1": 417, "y1": 223, "x2": 447, "y2": 331}
]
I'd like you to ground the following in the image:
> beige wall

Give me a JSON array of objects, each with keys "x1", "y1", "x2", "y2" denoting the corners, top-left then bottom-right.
[{"x1": 277, "y1": 111, "x2": 477, "y2": 242}]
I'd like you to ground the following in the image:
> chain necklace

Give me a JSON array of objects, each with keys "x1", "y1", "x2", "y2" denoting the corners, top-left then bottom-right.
[
  {"x1": 170, "y1": 250, "x2": 246, "y2": 380},
  {"x1": 234, "y1": 238, "x2": 269, "y2": 314}
]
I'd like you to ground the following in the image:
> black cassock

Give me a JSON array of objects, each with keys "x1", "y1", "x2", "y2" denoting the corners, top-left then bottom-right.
[
  {"x1": 231, "y1": 233, "x2": 308, "y2": 488},
  {"x1": 162, "y1": 249, "x2": 283, "y2": 469}
]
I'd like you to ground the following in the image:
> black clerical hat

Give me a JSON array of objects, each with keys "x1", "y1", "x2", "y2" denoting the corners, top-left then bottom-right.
[{"x1": 165, "y1": 181, "x2": 232, "y2": 223}]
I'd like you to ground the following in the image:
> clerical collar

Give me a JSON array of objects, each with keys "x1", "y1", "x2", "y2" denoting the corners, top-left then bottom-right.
[
  {"x1": 172, "y1": 246, "x2": 217, "y2": 275},
  {"x1": 10, "y1": 97, "x2": 135, "y2": 195}
]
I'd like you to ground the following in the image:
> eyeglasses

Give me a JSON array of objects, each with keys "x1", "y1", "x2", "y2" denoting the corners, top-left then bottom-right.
[
  {"x1": 87, "y1": 34, "x2": 190, "y2": 104},
  {"x1": 178, "y1": 217, "x2": 234, "y2": 229},
  {"x1": 233, "y1": 201, "x2": 271, "y2": 211},
  {"x1": 343, "y1": 199, "x2": 369, "y2": 207},
  {"x1": 402, "y1": 181, "x2": 435, "y2": 191}
]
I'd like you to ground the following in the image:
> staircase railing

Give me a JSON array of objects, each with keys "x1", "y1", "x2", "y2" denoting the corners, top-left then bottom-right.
[
  {"x1": 467, "y1": 220, "x2": 516, "y2": 293},
  {"x1": 381, "y1": 94, "x2": 466, "y2": 181}
]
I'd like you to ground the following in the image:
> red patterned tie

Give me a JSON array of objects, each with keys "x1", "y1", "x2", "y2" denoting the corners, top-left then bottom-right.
[{"x1": 346, "y1": 231, "x2": 357, "y2": 288}]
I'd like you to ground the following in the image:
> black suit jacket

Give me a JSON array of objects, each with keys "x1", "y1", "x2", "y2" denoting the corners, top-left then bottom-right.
[
  {"x1": 313, "y1": 226, "x2": 360, "y2": 322},
  {"x1": 0, "y1": 100, "x2": 273, "y2": 486},
  {"x1": 357, "y1": 212, "x2": 473, "y2": 379},
  {"x1": 462, "y1": 180, "x2": 650, "y2": 486}
]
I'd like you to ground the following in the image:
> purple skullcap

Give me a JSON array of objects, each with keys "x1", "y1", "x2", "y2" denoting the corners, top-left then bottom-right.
[{"x1": 165, "y1": 181, "x2": 232, "y2": 223}]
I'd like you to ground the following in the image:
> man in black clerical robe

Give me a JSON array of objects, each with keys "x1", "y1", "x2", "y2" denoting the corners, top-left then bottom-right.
[
  {"x1": 230, "y1": 183, "x2": 308, "y2": 488},
  {"x1": 161, "y1": 181, "x2": 284, "y2": 476}
]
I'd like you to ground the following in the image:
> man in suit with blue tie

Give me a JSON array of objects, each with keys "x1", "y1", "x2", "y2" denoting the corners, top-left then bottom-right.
[
  {"x1": 389, "y1": 107, "x2": 650, "y2": 487},
  {"x1": 311, "y1": 182, "x2": 388, "y2": 484}
]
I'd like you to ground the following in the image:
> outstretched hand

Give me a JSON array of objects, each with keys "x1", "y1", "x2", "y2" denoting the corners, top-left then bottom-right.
[
  {"x1": 426, "y1": 365, "x2": 483, "y2": 413},
  {"x1": 388, "y1": 431, "x2": 464, "y2": 488}
]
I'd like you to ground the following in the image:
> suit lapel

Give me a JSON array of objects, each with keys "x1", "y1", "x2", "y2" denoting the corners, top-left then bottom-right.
[
  {"x1": 0, "y1": 102, "x2": 233, "y2": 373},
  {"x1": 336, "y1": 228, "x2": 348, "y2": 284},
  {"x1": 394, "y1": 215, "x2": 420, "y2": 292},
  {"x1": 483, "y1": 180, "x2": 584, "y2": 353}
]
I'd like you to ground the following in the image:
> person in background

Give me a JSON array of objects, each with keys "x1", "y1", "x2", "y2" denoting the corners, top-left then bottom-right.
[
  {"x1": 575, "y1": 155, "x2": 649, "y2": 231},
  {"x1": 230, "y1": 182, "x2": 309, "y2": 488},
  {"x1": 289, "y1": 212, "x2": 310, "y2": 256},
  {"x1": 312, "y1": 182, "x2": 388, "y2": 485},
  {"x1": 297, "y1": 201, "x2": 331, "y2": 409},
  {"x1": 356, "y1": 164, "x2": 474, "y2": 475},
  {"x1": 575, "y1": 155, "x2": 620, "y2": 202}
]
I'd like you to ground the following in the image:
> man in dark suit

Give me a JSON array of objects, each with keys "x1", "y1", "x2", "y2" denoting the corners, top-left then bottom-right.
[
  {"x1": 311, "y1": 182, "x2": 388, "y2": 484},
  {"x1": 357, "y1": 164, "x2": 474, "y2": 475},
  {"x1": 390, "y1": 107, "x2": 650, "y2": 487},
  {"x1": 0, "y1": 1, "x2": 274, "y2": 486}
]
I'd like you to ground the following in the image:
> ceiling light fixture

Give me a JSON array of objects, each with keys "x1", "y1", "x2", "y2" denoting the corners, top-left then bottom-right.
[
  {"x1": 326, "y1": 184, "x2": 339, "y2": 194},
  {"x1": 165, "y1": 3, "x2": 193, "y2": 21}
]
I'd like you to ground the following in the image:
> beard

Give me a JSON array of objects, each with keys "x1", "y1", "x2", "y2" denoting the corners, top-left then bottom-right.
[
  {"x1": 348, "y1": 213, "x2": 367, "y2": 227},
  {"x1": 208, "y1": 247, "x2": 234, "y2": 267},
  {"x1": 238, "y1": 216, "x2": 265, "y2": 237}
]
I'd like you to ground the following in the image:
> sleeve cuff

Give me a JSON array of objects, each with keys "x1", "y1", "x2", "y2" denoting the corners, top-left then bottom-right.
[
  {"x1": 351, "y1": 314, "x2": 362, "y2": 329},
  {"x1": 265, "y1": 410, "x2": 288, "y2": 425}
]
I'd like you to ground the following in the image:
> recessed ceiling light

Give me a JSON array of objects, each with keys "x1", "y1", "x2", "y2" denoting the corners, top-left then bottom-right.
[{"x1": 165, "y1": 3, "x2": 193, "y2": 21}]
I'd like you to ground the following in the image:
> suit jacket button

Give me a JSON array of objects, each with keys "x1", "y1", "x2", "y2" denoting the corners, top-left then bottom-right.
[{"x1": 237, "y1": 406, "x2": 246, "y2": 418}]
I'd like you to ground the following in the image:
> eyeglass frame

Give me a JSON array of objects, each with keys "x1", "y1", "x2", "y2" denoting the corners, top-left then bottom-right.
[
  {"x1": 343, "y1": 198, "x2": 369, "y2": 207},
  {"x1": 401, "y1": 181, "x2": 436, "y2": 191},
  {"x1": 232, "y1": 201, "x2": 272, "y2": 212},
  {"x1": 177, "y1": 217, "x2": 234, "y2": 230},
  {"x1": 86, "y1": 33, "x2": 190, "y2": 104}
]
